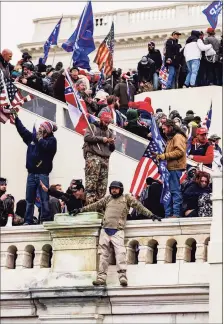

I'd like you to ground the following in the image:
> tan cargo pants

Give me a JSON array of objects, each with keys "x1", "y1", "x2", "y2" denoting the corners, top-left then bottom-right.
[{"x1": 97, "y1": 229, "x2": 127, "y2": 281}]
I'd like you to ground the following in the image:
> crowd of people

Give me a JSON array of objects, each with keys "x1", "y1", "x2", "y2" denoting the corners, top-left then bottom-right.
[{"x1": 0, "y1": 26, "x2": 222, "y2": 286}]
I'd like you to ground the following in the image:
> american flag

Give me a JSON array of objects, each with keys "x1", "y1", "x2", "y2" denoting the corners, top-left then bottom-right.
[
  {"x1": 202, "y1": 102, "x2": 212, "y2": 131},
  {"x1": 96, "y1": 68, "x2": 105, "y2": 92},
  {"x1": 94, "y1": 22, "x2": 114, "y2": 76},
  {"x1": 0, "y1": 72, "x2": 33, "y2": 124},
  {"x1": 130, "y1": 140, "x2": 160, "y2": 197},
  {"x1": 159, "y1": 64, "x2": 169, "y2": 89}
]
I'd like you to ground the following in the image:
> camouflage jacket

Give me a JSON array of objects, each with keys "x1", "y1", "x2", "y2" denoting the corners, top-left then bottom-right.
[{"x1": 81, "y1": 194, "x2": 153, "y2": 230}]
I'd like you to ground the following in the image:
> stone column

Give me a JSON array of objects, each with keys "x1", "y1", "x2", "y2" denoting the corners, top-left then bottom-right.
[
  {"x1": 208, "y1": 174, "x2": 222, "y2": 323},
  {"x1": 195, "y1": 243, "x2": 206, "y2": 263},
  {"x1": 43, "y1": 213, "x2": 102, "y2": 273},
  {"x1": 33, "y1": 250, "x2": 42, "y2": 269},
  {"x1": 15, "y1": 251, "x2": 25, "y2": 269},
  {"x1": 157, "y1": 245, "x2": 166, "y2": 264}
]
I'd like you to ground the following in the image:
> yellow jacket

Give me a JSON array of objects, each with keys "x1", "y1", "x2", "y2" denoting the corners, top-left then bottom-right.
[{"x1": 165, "y1": 133, "x2": 187, "y2": 170}]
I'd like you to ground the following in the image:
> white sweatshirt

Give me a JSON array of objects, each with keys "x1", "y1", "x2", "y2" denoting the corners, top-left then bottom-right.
[{"x1": 184, "y1": 39, "x2": 212, "y2": 62}]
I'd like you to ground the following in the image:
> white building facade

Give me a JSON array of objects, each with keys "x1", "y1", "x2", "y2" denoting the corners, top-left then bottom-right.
[{"x1": 18, "y1": 1, "x2": 222, "y2": 71}]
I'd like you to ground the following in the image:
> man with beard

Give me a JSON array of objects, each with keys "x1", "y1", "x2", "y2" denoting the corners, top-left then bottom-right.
[
  {"x1": 156, "y1": 119, "x2": 187, "y2": 218},
  {"x1": 0, "y1": 178, "x2": 15, "y2": 227},
  {"x1": 70, "y1": 181, "x2": 161, "y2": 287},
  {"x1": 19, "y1": 62, "x2": 43, "y2": 92},
  {"x1": 83, "y1": 112, "x2": 115, "y2": 204}
]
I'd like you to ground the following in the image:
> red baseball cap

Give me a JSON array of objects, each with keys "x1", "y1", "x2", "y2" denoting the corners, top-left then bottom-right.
[{"x1": 196, "y1": 128, "x2": 208, "y2": 135}]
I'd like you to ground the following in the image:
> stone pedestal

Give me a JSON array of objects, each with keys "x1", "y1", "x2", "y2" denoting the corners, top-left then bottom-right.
[{"x1": 43, "y1": 213, "x2": 102, "y2": 273}]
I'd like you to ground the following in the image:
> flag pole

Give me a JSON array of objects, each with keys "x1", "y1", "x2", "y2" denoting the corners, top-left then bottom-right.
[
  {"x1": 70, "y1": 1, "x2": 89, "y2": 67},
  {"x1": 65, "y1": 69, "x2": 102, "y2": 150},
  {"x1": 52, "y1": 46, "x2": 56, "y2": 67}
]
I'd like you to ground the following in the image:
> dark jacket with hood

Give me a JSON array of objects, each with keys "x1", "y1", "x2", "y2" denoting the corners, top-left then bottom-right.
[
  {"x1": 114, "y1": 80, "x2": 136, "y2": 108},
  {"x1": 25, "y1": 74, "x2": 43, "y2": 92},
  {"x1": 165, "y1": 37, "x2": 182, "y2": 68},
  {"x1": 137, "y1": 58, "x2": 156, "y2": 82},
  {"x1": 48, "y1": 187, "x2": 85, "y2": 213},
  {"x1": 182, "y1": 181, "x2": 211, "y2": 212},
  {"x1": 146, "y1": 49, "x2": 162, "y2": 71},
  {"x1": 15, "y1": 117, "x2": 57, "y2": 175}
]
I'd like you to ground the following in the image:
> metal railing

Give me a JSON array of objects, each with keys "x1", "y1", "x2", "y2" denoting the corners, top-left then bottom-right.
[{"x1": 15, "y1": 82, "x2": 214, "y2": 174}]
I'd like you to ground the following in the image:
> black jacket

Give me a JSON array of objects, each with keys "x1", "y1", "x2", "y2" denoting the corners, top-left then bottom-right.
[
  {"x1": 137, "y1": 60, "x2": 156, "y2": 82},
  {"x1": 165, "y1": 38, "x2": 182, "y2": 68},
  {"x1": 147, "y1": 49, "x2": 162, "y2": 71},
  {"x1": 48, "y1": 187, "x2": 85, "y2": 212},
  {"x1": 23, "y1": 74, "x2": 43, "y2": 92},
  {"x1": 114, "y1": 81, "x2": 136, "y2": 108},
  {"x1": 182, "y1": 182, "x2": 211, "y2": 212},
  {"x1": 15, "y1": 117, "x2": 57, "y2": 175}
]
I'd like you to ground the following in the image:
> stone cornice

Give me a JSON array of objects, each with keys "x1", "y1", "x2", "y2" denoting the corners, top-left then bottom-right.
[{"x1": 33, "y1": 1, "x2": 210, "y2": 23}]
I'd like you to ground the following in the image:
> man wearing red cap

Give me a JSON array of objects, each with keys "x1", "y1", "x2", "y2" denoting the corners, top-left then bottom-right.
[
  {"x1": 83, "y1": 112, "x2": 115, "y2": 204},
  {"x1": 14, "y1": 117, "x2": 57, "y2": 225},
  {"x1": 204, "y1": 28, "x2": 221, "y2": 85},
  {"x1": 188, "y1": 128, "x2": 214, "y2": 168}
]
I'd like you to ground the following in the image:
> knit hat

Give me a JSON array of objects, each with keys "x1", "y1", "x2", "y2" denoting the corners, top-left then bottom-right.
[
  {"x1": 40, "y1": 121, "x2": 58, "y2": 134},
  {"x1": 100, "y1": 112, "x2": 112, "y2": 123},
  {"x1": 207, "y1": 27, "x2": 215, "y2": 34},
  {"x1": 126, "y1": 109, "x2": 138, "y2": 122}
]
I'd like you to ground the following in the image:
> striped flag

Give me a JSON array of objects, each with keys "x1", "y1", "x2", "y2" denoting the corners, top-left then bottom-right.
[
  {"x1": 130, "y1": 140, "x2": 160, "y2": 197},
  {"x1": 0, "y1": 72, "x2": 33, "y2": 124},
  {"x1": 159, "y1": 64, "x2": 169, "y2": 89},
  {"x1": 64, "y1": 71, "x2": 97, "y2": 135},
  {"x1": 94, "y1": 22, "x2": 114, "y2": 76}
]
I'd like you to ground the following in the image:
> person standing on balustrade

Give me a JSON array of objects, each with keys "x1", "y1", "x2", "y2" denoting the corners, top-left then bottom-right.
[
  {"x1": 83, "y1": 112, "x2": 115, "y2": 204},
  {"x1": 14, "y1": 116, "x2": 57, "y2": 225}
]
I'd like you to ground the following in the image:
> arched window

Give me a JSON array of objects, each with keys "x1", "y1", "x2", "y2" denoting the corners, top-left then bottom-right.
[
  {"x1": 185, "y1": 238, "x2": 197, "y2": 262},
  {"x1": 127, "y1": 240, "x2": 139, "y2": 264},
  {"x1": 40, "y1": 244, "x2": 53, "y2": 268},
  {"x1": 165, "y1": 239, "x2": 177, "y2": 263},
  {"x1": 146, "y1": 239, "x2": 158, "y2": 264},
  {"x1": 204, "y1": 237, "x2": 210, "y2": 262},
  {"x1": 6, "y1": 245, "x2": 17, "y2": 269},
  {"x1": 23, "y1": 245, "x2": 35, "y2": 268}
]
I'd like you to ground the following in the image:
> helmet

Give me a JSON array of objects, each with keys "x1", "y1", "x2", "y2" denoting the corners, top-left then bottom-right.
[
  {"x1": 169, "y1": 110, "x2": 181, "y2": 120},
  {"x1": 22, "y1": 62, "x2": 34, "y2": 71},
  {"x1": 109, "y1": 181, "x2": 124, "y2": 198}
]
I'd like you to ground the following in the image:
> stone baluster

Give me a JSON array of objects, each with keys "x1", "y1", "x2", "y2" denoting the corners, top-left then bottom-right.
[
  {"x1": 157, "y1": 244, "x2": 166, "y2": 264},
  {"x1": 195, "y1": 243, "x2": 206, "y2": 263},
  {"x1": 138, "y1": 245, "x2": 148, "y2": 265},
  {"x1": 33, "y1": 250, "x2": 43, "y2": 269},
  {"x1": 176, "y1": 244, "x2": 185, "y2": 264},
  {"x1": 0, "y1": 252, "x2": 7, "y2": 268}
]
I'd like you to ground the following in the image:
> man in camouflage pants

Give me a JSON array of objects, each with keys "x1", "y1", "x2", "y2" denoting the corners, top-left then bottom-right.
[
  {"x1": 70, "y1": 181, "x2": 161, "y2": 287},
  {"x1": 83, "y1": 112, "x2": 115, "y2": 204}
]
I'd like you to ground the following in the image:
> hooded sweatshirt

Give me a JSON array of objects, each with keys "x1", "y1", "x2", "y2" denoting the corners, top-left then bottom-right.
[{"x1": 184, "y1": 30, "x2": 212, "y2": 62}]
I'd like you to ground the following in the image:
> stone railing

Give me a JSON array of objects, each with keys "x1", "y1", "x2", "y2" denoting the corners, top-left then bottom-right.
[{"x1": 1, "y1": 215, "x2": 211, "y2": 272}]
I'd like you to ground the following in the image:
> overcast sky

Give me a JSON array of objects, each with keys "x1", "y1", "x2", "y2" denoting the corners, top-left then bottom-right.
[{"x1": 1, "y1": 1, "x2": 173, "y2": 64}]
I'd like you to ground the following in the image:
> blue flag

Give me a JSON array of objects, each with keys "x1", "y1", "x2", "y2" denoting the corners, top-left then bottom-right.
[
  {"x1": 96, "y1": 68, "x2": 105, "y2": 92},
  {"x1": 202, "y1": 1, "x2": 222, "y2": 28},
  {"x1": 62, "y1": 1, "x2": 95, "y2": 71},
  {"x1": 151, "y1": 115, "x2": 171, "y2": 208},
  {"x1": 42, "y1": 17, "x2": 62, "y2": 64}
]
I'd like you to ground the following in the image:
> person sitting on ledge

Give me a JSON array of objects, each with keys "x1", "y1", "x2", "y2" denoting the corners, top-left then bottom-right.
[{"x1": 70, "y1": 181, "x2": 161, "y2": 287}]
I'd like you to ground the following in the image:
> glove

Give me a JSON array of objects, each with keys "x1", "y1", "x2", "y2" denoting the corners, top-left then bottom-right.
[
  {"x1": 151, "y1": 214, "x2": 162, "y2": 222},
  {"x1": 157, "y1": 153, "x2": 166, "y2": 161},
  {"x1": 69, "y1": 208, "x2": 81, "y2": 216}
]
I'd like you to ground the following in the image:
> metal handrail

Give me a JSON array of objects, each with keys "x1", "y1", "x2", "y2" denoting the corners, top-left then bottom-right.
[{"x1": 15, "y1": 82, "x2": 214, "y2": 175}]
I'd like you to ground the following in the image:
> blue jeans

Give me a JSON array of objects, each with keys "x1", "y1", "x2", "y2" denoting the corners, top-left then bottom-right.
[
  {"x1": 153, "y1": 72, "x2": 159, "y2": 90},
  {"x1": 185, "y1": 59, "x2": 200, "y2": 86},
  {"x1": 165, "y1": 170, "x2": 183, "y2": 217},
  {"x1": 166, "y1": 66, "x2": 176, "y2": 89},
  {"x1": 25, "y1": 173, "x2": 50, "y2": 224}
]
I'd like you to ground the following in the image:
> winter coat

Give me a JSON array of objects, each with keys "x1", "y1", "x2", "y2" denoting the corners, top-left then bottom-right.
[
  {"x1": 165, "y1": 38, "x2": 182, "y2": 67},
  {"x1": 143, "y1": 182, "x2": 165, "y2": 217},
  {"x1": 15, "y1": 117, "x2": 57, "y2": 175},
  {"x1": 137, "y1": 59, "x2": 156, "y2": 82},
  {"x1": 146, "y1": 49, "x2": 162, "y2": 71},
  {"x1": 189, "y1": 139, "x2": 214, "y2": 168},
  {"x1": 48, "y1": 187, "x2": 85, "y2": 213},
  {"x1": 114, "y1": 81, "x2": 136, "y2": 108},
  {"x1": 24, "y1": 74, "x2": 43, "y2": 92},
  {"x1": 83, "y1": 122, "x2": 115, "y2": 158},
  {"x1": 204, "y1": 35, "x2": 220, "y2": 55},
  {"x1": 53, "y1": 73, "x2": 66, "y2": 102},
  {"x1": 164, "y1": 133, "x2": 187, "y2": 170},
  {"x1": 182, "y1": 182, "x2": 211, "y2": 212},
  {"x1": 184, "y1": 39, "x2": 212, "y2": 62}
]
